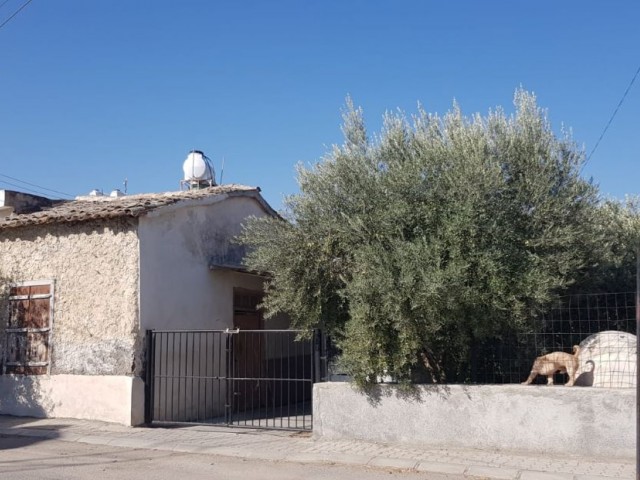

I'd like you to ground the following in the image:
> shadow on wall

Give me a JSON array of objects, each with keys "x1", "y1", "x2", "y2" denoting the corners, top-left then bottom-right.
[
  {"x1": 360, "y1": 382, "x2": 457, "y2": 407},
  {"x1": 0, "y1": 376, "x2": 64, "y2": 450},
  {"x1": 0, "y1": 375, "x2": 53, "y2": 417}
]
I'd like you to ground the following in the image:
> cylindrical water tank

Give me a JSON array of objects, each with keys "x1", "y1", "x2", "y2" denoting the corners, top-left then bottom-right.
[{"x1": 183, "y1": 150, "x2": 214, "y2": 182}]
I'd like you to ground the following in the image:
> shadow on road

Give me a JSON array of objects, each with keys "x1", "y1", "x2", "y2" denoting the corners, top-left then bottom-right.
[
  {"x1": 0, "y1": 415, "x2": 67, "y2": 450},
  {"x1": 0, "y1": 432, "x2": 59, "y2": 450}
]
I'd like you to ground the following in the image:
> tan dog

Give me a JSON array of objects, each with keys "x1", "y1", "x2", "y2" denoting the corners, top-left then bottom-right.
[{"x1": 521, "y1": 345, "x2": 580, "y2": 386}]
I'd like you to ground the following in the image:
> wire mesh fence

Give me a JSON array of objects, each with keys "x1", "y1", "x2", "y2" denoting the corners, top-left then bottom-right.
[{"x1": 469, "y1": 292, "x2": 637, "y2": 387}]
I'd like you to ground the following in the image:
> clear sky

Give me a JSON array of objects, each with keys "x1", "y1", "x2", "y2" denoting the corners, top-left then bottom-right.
[{"x1": 0, "y1": 1, "x2": 638, "y2": 209}]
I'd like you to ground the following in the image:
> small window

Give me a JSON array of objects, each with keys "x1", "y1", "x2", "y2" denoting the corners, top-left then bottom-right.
[{"x1": 3, "y1": 281, "x2": 54, "y2": 375}]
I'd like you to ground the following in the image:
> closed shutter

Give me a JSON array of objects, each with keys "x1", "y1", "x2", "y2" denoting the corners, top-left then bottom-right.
[{"x1": 4, "y1": 281, "x2": 54, "y2": 375}]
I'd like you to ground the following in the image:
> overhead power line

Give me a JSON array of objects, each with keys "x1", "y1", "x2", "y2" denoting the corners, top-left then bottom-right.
[
  {"x1": 0, "y1": 0, "x2": 15, "y2": 11},
  {"x1": 0, "y1": 178, "x2": 61, "y2": 198},
  {"x1": 0, "y1": 173, "x2": 73, "y2": 198},
  {"x1": 0, "y1": 0, "x2": 33, "y2": 31},
  {"x1": 586, "y1": 64, "x2": 640, "y2": 165}
]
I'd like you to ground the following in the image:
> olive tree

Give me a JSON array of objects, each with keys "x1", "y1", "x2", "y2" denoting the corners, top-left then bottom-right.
[{"x1": 240, "y1": 89, "x2": 607, "y2": 386}]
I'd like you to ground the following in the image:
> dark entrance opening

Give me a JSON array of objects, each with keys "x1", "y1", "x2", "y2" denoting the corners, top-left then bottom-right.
[{"x1": 232, "y1": 289, "x2": 264, "y2": 411}]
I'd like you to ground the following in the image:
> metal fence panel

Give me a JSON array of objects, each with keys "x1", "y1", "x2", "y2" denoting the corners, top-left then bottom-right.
[{"x1": 145, "y1": 329, "x2": 321, "y2": 431}]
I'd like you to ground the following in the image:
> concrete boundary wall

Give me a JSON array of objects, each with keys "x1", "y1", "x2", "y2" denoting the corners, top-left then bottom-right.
[
  {"x1": 0, "y1": 375, "x2": 145, "y2": 426},
  {"x1": 313, "y1": 383, "x2": 635, "y2": 459}
]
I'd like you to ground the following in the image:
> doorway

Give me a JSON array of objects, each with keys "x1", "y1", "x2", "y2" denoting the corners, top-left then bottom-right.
[{"x1": 232, "y1": 289, "x2": 264, "y2": 411}]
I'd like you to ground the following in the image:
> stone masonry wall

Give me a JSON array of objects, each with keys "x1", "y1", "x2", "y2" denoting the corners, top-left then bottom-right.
[{"x1": 0, "y1": 219, "x2": 140, "y2": 376}]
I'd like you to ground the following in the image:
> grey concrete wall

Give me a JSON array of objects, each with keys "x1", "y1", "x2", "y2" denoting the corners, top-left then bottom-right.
[
  {"x1": 138, "y1": 194, "x2": 268, "y2": 334},
  {"x1": 0, "y1": 219, "x2": 140, "y2": 376},
  {"x1": 313, "y1": 383, "x2": 635, "y2": 459}
]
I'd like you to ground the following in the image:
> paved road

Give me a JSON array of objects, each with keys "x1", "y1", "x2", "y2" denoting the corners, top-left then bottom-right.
[{"x1": 0, "y1": 435, "x2": 468, "y2": 480}]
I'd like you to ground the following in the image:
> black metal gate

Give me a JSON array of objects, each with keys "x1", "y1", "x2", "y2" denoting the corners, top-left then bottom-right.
[{"x1": 144, "y1": 329, "x2": 325, "y2": 431}]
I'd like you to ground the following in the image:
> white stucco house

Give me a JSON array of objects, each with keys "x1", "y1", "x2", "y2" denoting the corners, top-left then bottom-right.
[{"x1": 0, "y1": 185, "x2": 277, "y2": 425}]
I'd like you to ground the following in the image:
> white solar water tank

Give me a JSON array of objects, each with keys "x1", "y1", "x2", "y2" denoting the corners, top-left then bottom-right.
[{"x1": 183, "y1": 150, "x2": 214, "y2": 183}]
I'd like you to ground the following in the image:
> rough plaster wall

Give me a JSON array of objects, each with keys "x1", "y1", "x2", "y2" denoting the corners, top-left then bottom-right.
[{"x1": 0, "y1": 219, "x2": 139, "y2": 375}]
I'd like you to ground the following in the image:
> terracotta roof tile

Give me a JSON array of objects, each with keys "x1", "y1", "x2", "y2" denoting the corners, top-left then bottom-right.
[{"x1": 0, "y1": 184, "x2": 262, "y2": 230}]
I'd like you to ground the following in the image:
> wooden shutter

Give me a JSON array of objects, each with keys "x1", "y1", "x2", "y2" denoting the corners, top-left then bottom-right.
[{"x1": 4, "y1": 281, "x2": 53, "y2": 375}]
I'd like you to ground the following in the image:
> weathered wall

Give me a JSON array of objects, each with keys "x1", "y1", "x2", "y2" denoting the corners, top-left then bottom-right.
[
  {"x1": 138, "y1": 194, "x2": 270, "y2": 421},
  {"x1": 313, "y1": 383, "x2": 635, "y2": 459},
  {"x1": 0, "y1": 374, "x2": 144, "y2": 425},
  {"x1": 0, "y1": 219, "x2": 140, "y2": 375},
  {"x1": 138, "y1": 194, "x2": 268, "y2": 333}
]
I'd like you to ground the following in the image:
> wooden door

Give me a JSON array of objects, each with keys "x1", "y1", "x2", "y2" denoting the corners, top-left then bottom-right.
[{"x1": 232, "y1": 290, "x2": 264, "y2": 411}]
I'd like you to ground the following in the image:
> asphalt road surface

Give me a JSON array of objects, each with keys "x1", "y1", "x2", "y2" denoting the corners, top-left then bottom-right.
[{"x1": 0, "y1": 435, "x2": 471, "y2": 480}]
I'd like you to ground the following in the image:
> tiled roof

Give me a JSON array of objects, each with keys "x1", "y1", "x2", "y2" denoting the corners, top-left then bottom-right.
[{"x1": 0, "y1": 184, "x2": 266, "y2": 230}]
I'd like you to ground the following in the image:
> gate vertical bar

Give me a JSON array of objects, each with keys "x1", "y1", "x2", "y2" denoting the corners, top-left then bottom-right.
[
  {"x1": 323, "y1": 331, "x2": 328, "y2": 381},
  {"x1": 144, "y1": 330, "x2": 155, "y2": 424},
  {"x1": 635, "y1": 244, "x2": 639, "y2": 480},
  {"x1": 279, "y1": 333, "x2": 283, "y2": 428},
  {"x1": 248, "y1": 331, "x2": 253, "y2": 427},
  {"x1": 180, "y1": 332, "x2": 185, "y2": 421},
  {"x1": 190, "y1": 332, "x2": 196, "y2": 421},
  {"x1": 225, "y1": 332, "x2": 232, "y2": 426},
  {"x1": 313, "y1": 329, "x2": 321, "y2": 383},
  {"x1": 287, "y1": 330, "x2": 291, "y2": 429},
  {"x1": 163, "y1": 332, "x2": 168, "y2": 421},
  {"x1": 170, "y1": 332, "x2": 176, "y2": 419},
  {"x1": 217, "y1": 331, "x2": 222, "y2": 424}
]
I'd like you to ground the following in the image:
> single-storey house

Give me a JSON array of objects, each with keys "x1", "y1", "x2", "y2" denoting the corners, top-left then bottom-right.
[{"x1": 0, "y1": 184, "x2": 280, "y2": 425}]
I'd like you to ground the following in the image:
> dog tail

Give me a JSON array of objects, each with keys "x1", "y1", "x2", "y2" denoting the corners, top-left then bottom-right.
[{"x1": 572, "y1": 345, "x2": 580, "y2": 356}]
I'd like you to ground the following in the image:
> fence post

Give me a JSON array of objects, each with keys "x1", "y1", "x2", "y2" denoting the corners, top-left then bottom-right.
[
  {"x1": 225, "y1": 332, "x2": 232, "y2": 426},
  {"x1": 313, "y1": 329, "x2": 321, "y2": 383},
  {"x1": 144, "y1": 330, "x2": 154, "y2": 425},
  {"x1": 636, "y1": 245, "x2": 639, "y2": 480}
]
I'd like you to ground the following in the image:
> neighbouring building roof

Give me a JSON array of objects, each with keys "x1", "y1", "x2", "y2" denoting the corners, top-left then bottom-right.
[{"x1": 0, "y1": 184, "x2": 274, "y2": 230}]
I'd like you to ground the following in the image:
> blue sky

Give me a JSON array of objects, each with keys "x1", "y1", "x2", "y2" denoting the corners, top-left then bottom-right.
[{"x1": 0, "y1": 1, "x2": 638, "y2": 209}]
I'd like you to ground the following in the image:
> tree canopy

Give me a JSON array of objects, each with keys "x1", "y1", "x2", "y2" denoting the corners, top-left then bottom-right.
[{"x1": 239, "y1": 89, "x2": 619, "y2": 386}]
